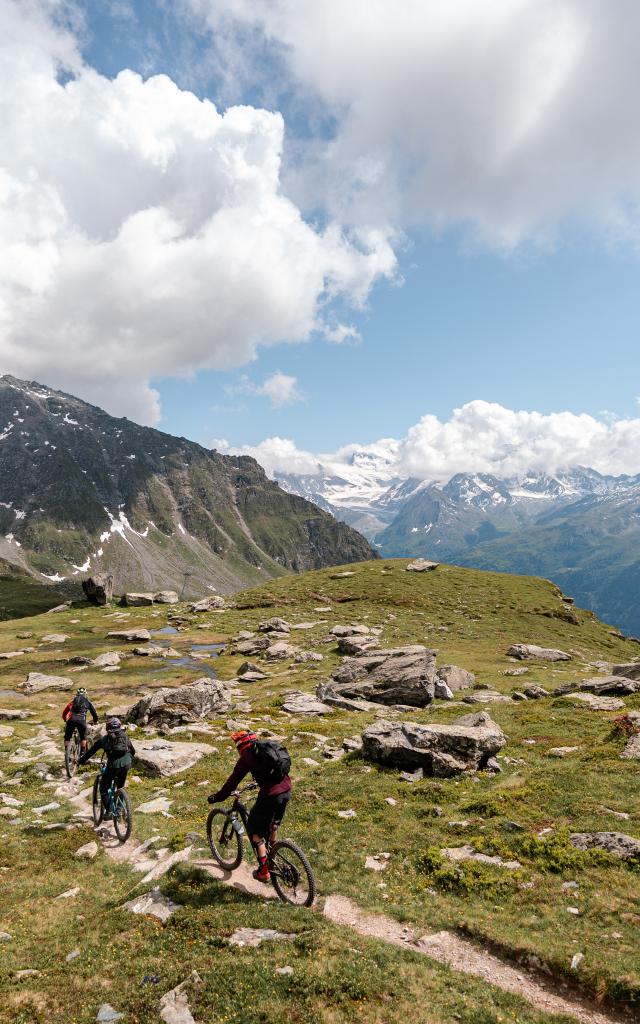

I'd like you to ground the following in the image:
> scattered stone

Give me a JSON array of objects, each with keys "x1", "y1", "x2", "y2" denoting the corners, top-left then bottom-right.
[
  {"x1": 611, "y1": 662, "x2": 640, "y2": 680},
  {"x1": 564, "y1": 693, "x2": 624, "y2": 711},
  {"x1": 338, "y1": 809, "x2": 357, "y2": 819},
  {"x1": 154, "y1": 591, "x2": 179, "y2": 604},
  {"x1": 21, "y1": 672, "x2": 72, "y2": 694},
  {"x1": 362, "y1": 711, "x2": 506, "y2": 777},
  {"x1": 66, "y1": 949, "x2": 81, "y2": 962},
  {"x1": 138, "y1": 797, "x2": 173, "y2": 815},
  {"x1": 228, "y1": 928, "x2": 295, "y2": 947},
  {"x1": 82, "y1": 573, "x2": 114, "y2": 606},
  {"x1": 123, "y1": 593, "x2": 155, "y2": 606},
  {"x1": 93, "y1": 652, "x2": 123, "y2": 668},
  {"x1": 462, "y1": 691, "x2": 513, "y2": 705},
  {"x1": 13, "y1": 970, "x2": 41, "y2": 981},
  {"x1": 16, "y1": 631, "x2": 33, "y2": 639},
  {"x1": 1, "y1": 794, "x2": 24, "y2": 808},
  {"x1": 96, "y1": 1004, "x2": 124, "y2": 1022},
  {"x1": 294, "y1": 651, "x2": 324, "y2": 664},
  {"x1": 133, "y1": 739, "x2": 216, "y2": 777},
  {"x1": 548, "y1": 746, "x2": 580, "y2": 758},
  {"x1": 0, "y1": 931, "x2": 12, "y2": 942},
  {"x1": 507, "y1": 644, "x2": 571, "y2": 662},
  {"x1": 330, "y1": 571, "x2": 355, "y2": 579},
  {"x1": 0, "y1": 708, "x2": 31, "y2": 720},
  {"x1": 567, "y1": 907, "x2": 581, "y2": 917},
  {"x1": 237, "y1": 661, "x2": 267, "y2": 680},
  {"x1": 0, "y1": 650, "x2": 25, "y2": 660},
  {"x1": 569, "y1": 832, "x2": 640, "y2": 860},
  {"x1": 342, "y1": 736, "x2": 363, "y2": 753},
  {"x1": 442, "y1": 846, "x2": 521, "y2": 870},
  {"x1": 74, "y1": 841, "x2": 99, "y2": 860},
  {"x1": 385, "y1": 797, "x2": 397, "y2": 806},
  {"x1": 400, "y1": 768, "x2": 424, "y2": 783},
  {"x1": 579, "y1": 676, "x2": 640, "y2": 696},
  {"x1": 406, "y1": 559, "x2": 439, "y2": 572},
  {"x1": 127, "y1": 679, "x2": 230, "y2": 727},
  {"x1": 301, "y1": 757, "x2": 320, "y2": 767},
  {"x1": 511, "y1": 691, "x2": 528, "y2": 701},
  {"x1": 107, "y1": 629, "x2": 151, "y2": 643},
  {"x1": 276, "y1": 966, "x2": 294, "y2": 976},
  {"x1": 365, "y1": 853, "x2": 390, "y2": 871},
  {"x1": 55, "y1": 887, "x2": 80, "y2": 900},
  {"x1": 123, "y1": 887, "x2": 182, "y2": 922},
  {"x1": 523, "y1": 685, "x2": 550, "y2": 698},
  {"x1": 621, "y1": 733, "x2": 640, "y2": 760},
  {"x1": 434, "y1": 680, "x2": 454, "y2": 701},
  {"x1": 259, "y1": 617, "x2": 291, "y2": 634},
  {"x1": 233, "y1": 636, "x2": 271, "y2": 656},
  {"x1": 571, "y1": 953, "x2": 584, "y2": 970},
  {"x1": 504, "y1": 668, "x2": 529, "y2": 677},
  {"x1": 330, "y1": 624, "x2": 370, "y2": 638},
  {"x1": 191, "y1": 596, "x2": 225, "y2": 612},
  {"x1": 265, "y1": 642, "x2": 298, "y2": 661},
  {"x1": 281, "y1": 691, "x2": 334, "y2": 715},
  {"x1": 0, "y1": 724, "x2": 14, "y2": 738},
  {"x1": 160, "y1": 970, "x2": 203, "y2": 1024}
]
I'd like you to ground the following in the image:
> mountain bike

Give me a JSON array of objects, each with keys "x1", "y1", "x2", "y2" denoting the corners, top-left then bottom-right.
[
  {"x1": 65, "y1": 729, "x2": 81, "y2": 778},
  {"x1": 92, "y1": 761, "x2": 133, "y2": 843},
  {"x1": 206, "y1": 783, "x2": 316, "y2": 907}
]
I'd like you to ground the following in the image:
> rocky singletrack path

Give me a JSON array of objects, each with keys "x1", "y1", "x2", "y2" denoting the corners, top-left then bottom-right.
[{"x1": 53, "y1": 775, "x2": 633, "y2": 1024}]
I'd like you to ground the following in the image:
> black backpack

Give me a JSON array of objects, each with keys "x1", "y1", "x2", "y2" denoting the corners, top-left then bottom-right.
[
  {"x1": 251, "y1": 740, "x2": 291, "y2": 785},
  {"x1": 105, "y1": 729, "x2": 129, "y2": 758},
  {"x1": 72, "y1": 694, "x2": 88, "y2": 715}
]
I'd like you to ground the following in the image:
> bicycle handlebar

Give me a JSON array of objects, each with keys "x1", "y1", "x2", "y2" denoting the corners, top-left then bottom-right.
[{"x1": 233, "y1": 782, "x2": 258, "y2": 796}]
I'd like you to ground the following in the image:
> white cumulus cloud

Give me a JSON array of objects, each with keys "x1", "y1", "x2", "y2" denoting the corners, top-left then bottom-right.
[
  {"x1": 190, "y1": 0, "x2": 640, "y2": 249},
  {"x1": 255, "y1": 372, "x2": 302, "y2": 407},
  {"x1": 223, "y1": 401, "x2": 640, "y2": 482},
  {"x1": 0, "y1": 0, "x2": 395, "y2": 423}
]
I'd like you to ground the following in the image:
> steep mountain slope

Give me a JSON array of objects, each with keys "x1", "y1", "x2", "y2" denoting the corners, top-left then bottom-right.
[{"x1": 0, "y1": 376, "x2": 375, "y2": 595}]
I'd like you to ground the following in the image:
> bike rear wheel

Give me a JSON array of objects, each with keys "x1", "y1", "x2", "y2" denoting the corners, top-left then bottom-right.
[
  {"x1": 92, "y1": 775, "x2": 103, "y2": 825},
  {"x1": 269, "y1": 840, "x2": 316, "y2": 907},
  {"x1": 207, "y1": 808, "x2": 243, "y2": 870},
  {"x1": 113, "y1": 788, "x2": 132, "y2": 843},
  {"x1": 65, "y1": 733, "x2": 79, "y2": 779}
]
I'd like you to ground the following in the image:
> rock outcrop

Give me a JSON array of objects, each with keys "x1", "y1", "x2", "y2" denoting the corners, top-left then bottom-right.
[
  {"x1": 82, "y1": 574, "x2": 114, "y2": 606},
  {"x1": 107, "y1": 628, "x2": 151, "y2": 643},
  {"x1": 122, "y1": 592, "x2": 154, "y2": 607},
  {"x1": 569, "y1": 832, "x2": 640, "y2": 860},
  {"x1": 406, "y1": 559, "x2": 439, "y2": 572},
  {"x1": 190, "y1": 596, "x2": 226, "y2": 612},
  {"x1": 436, "y1": 665, "x2": 475, "y2": 691},
  {"x1": 126, "y1": 679, "x2": 230, "y2": 727},
  {"x1": 361, "y1": 710, "x2": 506, "y2": 777},
  {"x1": 322, "y1": 645, "x2": 437, "y2": 707},
  {"x1": 507, "y1": 644, "x2": 571, "y2": 661},
  {"x1": 21, "y1": 672, "x2": 72, "y2": 694}
]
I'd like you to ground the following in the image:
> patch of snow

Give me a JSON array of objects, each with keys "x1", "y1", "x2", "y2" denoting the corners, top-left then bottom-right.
[
  {"x1": 62, "y1": 413, "x2": 79, "y2": 426},
  {"x1": 41, "y1": 572, "x2": 66, "y2": 583},
  {"x1": 178, "y1": 523, "x2": 187, "y2": 535}
]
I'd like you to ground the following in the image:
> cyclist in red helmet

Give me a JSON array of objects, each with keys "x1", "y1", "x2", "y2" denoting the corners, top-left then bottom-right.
[{"x1": 208, "y1": 729, "x2": 292, "y2": 882}]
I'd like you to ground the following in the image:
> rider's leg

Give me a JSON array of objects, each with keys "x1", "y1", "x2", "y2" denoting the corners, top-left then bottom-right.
[{"x1": 100, "y1": 764, "x2": 116, "y2": 817}]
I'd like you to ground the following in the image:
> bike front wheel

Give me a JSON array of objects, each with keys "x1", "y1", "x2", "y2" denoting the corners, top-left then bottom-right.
[
  {"x1": 269, "y1": 840, "x2": 316, "y2": 907},
  {"x1": 113, "y1": 789, "x2": 132, "y2": 843},
  {"x1": 207, "y1": 808, "x2": 243, "y2": 870},
  {"x1": 92, "y1": 775, "x2": 103, "y2": 826}
]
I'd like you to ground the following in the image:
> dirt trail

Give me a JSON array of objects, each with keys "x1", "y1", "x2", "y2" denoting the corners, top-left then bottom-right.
[{"x1": 323, "y1": 895, "x2": 632, "y2": 1024}]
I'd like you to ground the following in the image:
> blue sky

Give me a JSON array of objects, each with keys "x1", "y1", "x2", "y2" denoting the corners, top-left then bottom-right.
[{"x1": 3, "y1": 0, "x2": 640, "y2": 477}]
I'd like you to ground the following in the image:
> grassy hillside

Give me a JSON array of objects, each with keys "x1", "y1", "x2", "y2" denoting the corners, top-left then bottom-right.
[
  {"x1": 0, "y1": 560, "x2": 638, "y2": 1023},
  {"x1": 0, "y1": 559, "x2": 67, "y2": 621}
]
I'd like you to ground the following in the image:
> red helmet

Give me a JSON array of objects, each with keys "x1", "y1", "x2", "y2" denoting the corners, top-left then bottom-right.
[{"x1": 230, "y1": 729, "x2": 257, "y2": 752}]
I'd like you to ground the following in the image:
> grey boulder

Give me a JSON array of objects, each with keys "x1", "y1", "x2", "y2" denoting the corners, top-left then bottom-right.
[
  {"x1": 281, "y1": 690, "x2": 334, "y2": 715},
  {"x1": 191, "y1": 595, "x2": 225, "y2": 612},
  {"x1": 122, "y1": 592, "x2": 154, "y2": 607},
  {"x1": 326, "y1": 645, "x2": 437, "y2": 707},
  {"x1": 362, "y1": 710, "x2": 506, "y2": 777},
  {"x1": 127, "y1": 679, "x2": 230, "y2": 726},
  {"x1": 82, "y1": 573, "x2": 114, "y2": 606},
  {"x1": 259, "y1": 617, "x2": 291, "y2": 633},
  {"x1": 611, "y1": 662, "x2": 640, "y2": 681},
  {"x1": 107, "y1": 628, "x2": 151, "y2": 642},
  {"x1": 21, "y1": 672, "x2": 72, "y2": 694},
  {"x1": 436, "y1": 665, "x2": 475, "y2": 692},
  {"x1": 133, "y1": 738, "x2": 216, "y2": 777},
  {"x1": 154, "y1": 590, "x2": 179, "y2": 604},
  {"x1": 579, "y1": 676, "x2": 640, "y2": 696},
  {"x1": 406, "y1": 559, "x2": 439, "y2": 572}
]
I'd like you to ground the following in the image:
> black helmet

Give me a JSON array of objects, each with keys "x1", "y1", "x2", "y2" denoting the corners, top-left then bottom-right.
[{"x1": 106, "y1": 717, "x2": 122, "y2": 732}]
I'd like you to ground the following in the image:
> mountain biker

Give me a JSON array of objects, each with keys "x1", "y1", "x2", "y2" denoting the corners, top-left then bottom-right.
[
  {"x1": 78, "y1": 717, "x2": 135, "y2": 819},
  {"x1": 62, "y1": 687, "x2": 98, "y2": 756},
  {"x1": 208, "y1": 730, "x2": 292, "y2": 882}
]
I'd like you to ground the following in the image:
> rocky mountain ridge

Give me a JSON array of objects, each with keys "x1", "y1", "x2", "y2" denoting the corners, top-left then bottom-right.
[
  {"x1": 0, "y1": 375, "x2": 375, "y2": 598},
  {"x1": 275, "y1": 461, "x2": 640, "y2": 633}
]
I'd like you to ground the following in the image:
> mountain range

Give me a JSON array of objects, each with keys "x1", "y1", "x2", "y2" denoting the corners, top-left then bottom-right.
[
  {"x1": 0, "y1": 375, "x2": 374, "y2": 604},
  {"x1": 276, "y1": 456, "x2": 640, "y2": 635}
]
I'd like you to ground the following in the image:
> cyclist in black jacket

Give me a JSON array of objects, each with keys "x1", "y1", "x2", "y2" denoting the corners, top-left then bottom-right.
[
  {"x1": 78, "y1": 718, "x2": 135, "y2": 819},
  {"x1": 62, "y1": 688, "x2": 98, "y2": 756}
]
